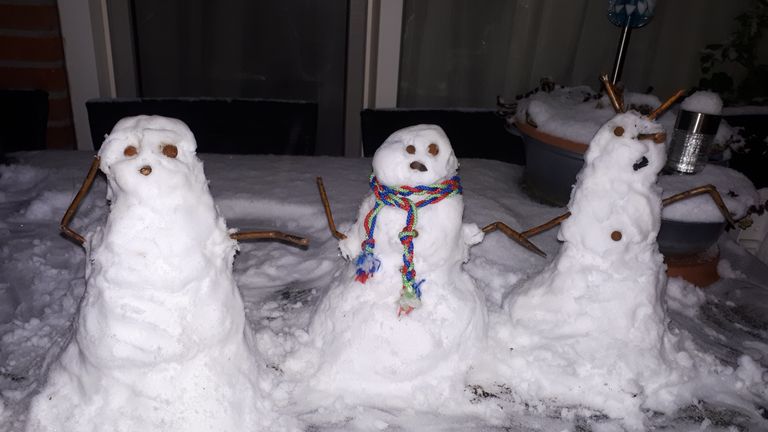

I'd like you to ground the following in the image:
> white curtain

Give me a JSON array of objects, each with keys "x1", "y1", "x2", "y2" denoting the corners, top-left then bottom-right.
[{"x1": 398, "y1": 0, "x2": 754, "y2": 107}]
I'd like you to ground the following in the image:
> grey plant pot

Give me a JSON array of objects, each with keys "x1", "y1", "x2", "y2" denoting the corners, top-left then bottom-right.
[{"x1": 517, "y1": 123, "x2": 726, "y2": 256}]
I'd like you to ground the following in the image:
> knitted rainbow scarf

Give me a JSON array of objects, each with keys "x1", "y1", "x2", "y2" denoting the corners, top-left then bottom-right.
[{"x1": 355, "y1": 173, "x2": 462, "y2": 315}]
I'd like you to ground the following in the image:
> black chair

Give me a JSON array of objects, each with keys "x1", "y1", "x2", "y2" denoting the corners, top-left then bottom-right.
[
  {"x1": 0, "y1": 89, "x2": 49, "y2": 159},
  {"x1": 360, "y1": 108, "x2": 525, "y2": 164},
  {"x1": 86, "y1": 98, "x2": 317, "y2": 155}
]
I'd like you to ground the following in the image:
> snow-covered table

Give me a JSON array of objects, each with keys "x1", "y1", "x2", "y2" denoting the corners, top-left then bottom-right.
[{"x1": 1, "y1": 151, "x2": 767, "y2": 431}]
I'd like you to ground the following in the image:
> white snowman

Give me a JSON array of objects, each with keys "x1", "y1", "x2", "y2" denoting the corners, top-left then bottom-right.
[
  {"x1": 26, "y1": 116, "x2": 285, "y2": 431},
  {"x1": 480, "y1": 111, "x2": 685, "y2": 425},
  {"x1": 299, "y1": 124, "x2": 487, "y2": 409}
]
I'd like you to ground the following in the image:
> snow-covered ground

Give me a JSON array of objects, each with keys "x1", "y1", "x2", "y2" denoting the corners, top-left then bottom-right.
[{"x1": 1, "y1": 147, "x2": 767, "y2": 431}]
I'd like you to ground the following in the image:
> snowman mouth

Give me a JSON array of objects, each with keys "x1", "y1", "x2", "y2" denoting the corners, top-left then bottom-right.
[
  {"x1": 409, "y1": 161, "x2": 428, "y2": 172},
  {"x1": 139, "y1": 165, "x2": 152, "y2": 176}
]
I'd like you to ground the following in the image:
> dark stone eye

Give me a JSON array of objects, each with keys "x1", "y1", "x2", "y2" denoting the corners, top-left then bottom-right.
[
  {"x1": 162, "y1": 144, "x2": 178, "y2": 158},
  {"x1": 406, "y1": 145, "x2": 416, "y2": 154},
  {"x1": 124, "y1": 145, "x2": 137, "y2": 156},
  {"x1": 428, "y1": 143, "x2": 439, "y2": 156},
  {"x1": 633, "y1": 156, "x2": 649, "y2": 171}
]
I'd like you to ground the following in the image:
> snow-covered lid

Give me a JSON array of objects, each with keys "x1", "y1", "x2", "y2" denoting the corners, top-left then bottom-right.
[{"x1": 680, "y1": 91, "x2": 723, "y2": 116}]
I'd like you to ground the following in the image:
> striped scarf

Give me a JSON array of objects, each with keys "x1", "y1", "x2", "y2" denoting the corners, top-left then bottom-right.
[{"x1": 354, "y1": 173, "x2": 462, "y2": 315}]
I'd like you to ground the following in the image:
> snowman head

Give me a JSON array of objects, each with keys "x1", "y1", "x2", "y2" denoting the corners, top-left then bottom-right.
[
  {"x1": 372, "y1": 124, "x2": 459, "y2": 186},
  {"x1": 583, "y1": 111, "x2": 667, "y2": 186},
  {"x1": 97, "y1": 115, "x2": 203, "y2": 199},
  {"x1": 562, "y1": 111, "x2": 668, "y2": 254}
]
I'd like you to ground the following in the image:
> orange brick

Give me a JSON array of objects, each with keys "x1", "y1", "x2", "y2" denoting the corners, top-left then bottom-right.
[
  {"x1": 0, "y1": 5, "x2": 59, "y2": 31},
  {"x1": 0, "y1": 66, "x2": 68, "y2": 91},
  {"x1": 0, "y1": 36, "x2": 64, "y2": 62}
]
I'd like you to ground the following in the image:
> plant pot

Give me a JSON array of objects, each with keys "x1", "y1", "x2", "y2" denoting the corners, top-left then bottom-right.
[{"x1": 516, "y1": 121, "x2": 726, "y2": 260}]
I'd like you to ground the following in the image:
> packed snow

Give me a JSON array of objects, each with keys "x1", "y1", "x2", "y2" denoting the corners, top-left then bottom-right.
[
  {"x1": 285, "y1": 125, "x2": 487, "y2": 413},
  {"x1": 24, "y1": 117, "x2": 294, "y2": 431},
  {"x1": 681, "y1": 91, "x2": 724, "y2": 116},
  {"x1": 474, "y1": 112, "x2": 765, "y2": 430},
  {"x1": 513, "y1": 86, "x2": 757, "y2": 222},
  {"x1": 1, "y1": 117, "x2": 767, "y2": 431},
  {"x1": 660, "y1": 165, "x2": 758, "y2": 223}
]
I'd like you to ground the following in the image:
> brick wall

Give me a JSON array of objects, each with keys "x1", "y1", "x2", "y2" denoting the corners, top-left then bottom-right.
[{"x1": 0, "y1": 1, "x2": 76, "y2": 149}]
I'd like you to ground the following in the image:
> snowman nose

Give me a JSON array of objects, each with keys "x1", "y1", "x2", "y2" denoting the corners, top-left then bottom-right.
[
  {"x1": 139, "y1": 165, "x2": 152, "y2": 176},
  {"x1": 409, "y1": 161, "x2": 428, "y2": 172}
]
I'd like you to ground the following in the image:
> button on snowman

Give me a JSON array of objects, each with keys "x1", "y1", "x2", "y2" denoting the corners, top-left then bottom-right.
[
  {"x1": 306, "y1": 125, "x2": 487, "y2": 409},
  {"x1": 26, "y1": 116, "x2": 283, "y2": 432}
]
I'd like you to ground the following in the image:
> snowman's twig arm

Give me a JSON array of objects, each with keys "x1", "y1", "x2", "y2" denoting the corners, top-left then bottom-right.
[
  {"x1": 521, "y1": 212, "x2": 572, "y2": 238},
  {"x1": 662, "y1": 184, "x2": 735, "y2": 226},
  {"x1": 230, "y1": 231, "x2": 309, "y2": 247},
  {"x1": 482, "y1": 222, "x2": 547, "y2": 257},
  {"x1": 60, "y1": 156, "x2": 101, "y2": 246},
  {"x1": 316, "y1": 177, "x2": 347, "y2": 240}
]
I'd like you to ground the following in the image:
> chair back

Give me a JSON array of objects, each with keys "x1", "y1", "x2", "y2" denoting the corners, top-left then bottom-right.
[{"x1": 87, "y1": 98, "x2": 317, "y2": 154}]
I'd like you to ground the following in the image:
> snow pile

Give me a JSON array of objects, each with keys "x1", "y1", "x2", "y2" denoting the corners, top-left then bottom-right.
[
  {"x1": 285, "y1": 125, "x2": 487, "y2": 412},
  {"x1": 660, "y1": 164, "x2": 758, "y2": 223},
  {"x1": 1, "y1": 121, "x2": 767, "y2": 431},
  {"x1": 681, "y1": 91, "x2": 723, "y2": 115},
  {"x1": 514, "y1": 87, "x2": 744, "y2": 161},
  {"x1": 514, "y1": 85, "x2": 673, "y2": 144},
  {"x1": 476, "y1": 112, "x2": 767, "y2": 429},
  {"x1": 24, "y1": 116, "x2": 290, "y2": 432}
]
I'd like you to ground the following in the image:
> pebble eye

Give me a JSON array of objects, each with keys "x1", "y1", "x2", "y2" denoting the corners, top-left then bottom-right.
[
  {"x1": 406, "y1": 145, "x2": 416, "y2": 154},
  {"x1": 124, "y1": 145, "x2": 137, "y2": 157},
  {"x1": 162, "y1": 144, "x2": 178, "y2": 158},
  {"x1": 428, "y1": 143, "x2": 439, "y2": 156}
]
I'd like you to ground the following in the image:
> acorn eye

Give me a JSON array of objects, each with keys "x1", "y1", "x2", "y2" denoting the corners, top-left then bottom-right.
[
  {"x1": 406, "y1": 145, "x2": 416, "y2": 154},
  {"x1": 428, "y1": 143, "x2": 439, "y2": 156},
  {"x1": 162, "y1": 144, "x2": 178, "y2": 158},
  {"x1": 124, "y1": 145, "x2": 137, "y2": 157}
]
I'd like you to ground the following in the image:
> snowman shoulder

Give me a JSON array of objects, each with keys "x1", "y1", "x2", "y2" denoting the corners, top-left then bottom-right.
[{"x1": 461, "y1": 222, "x2": 484, "y2": 246}]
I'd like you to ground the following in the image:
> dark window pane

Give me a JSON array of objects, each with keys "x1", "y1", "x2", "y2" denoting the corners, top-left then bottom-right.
[{"x1": 132, "y1": 0, "x2": 347, "y2": 155}]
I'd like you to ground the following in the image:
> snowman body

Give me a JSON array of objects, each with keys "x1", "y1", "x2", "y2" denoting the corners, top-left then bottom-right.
[
  {"x1": 306, "y1": 125, "x2": 487, "y2": 409},
  {"x1": 26, "y1": 116, "x2": 274, "y2": 431},
  {"x1": 493, "y1": 112, "x2": 678, "y2": 421}
]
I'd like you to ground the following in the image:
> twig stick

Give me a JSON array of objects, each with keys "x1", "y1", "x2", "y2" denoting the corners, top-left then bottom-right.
[
  {"x1": 637, "y1": 132, "x2": 667, "y2": 143},
  {"x1": 60, "y1": 156, "x2": 101, "y2": 245},
  {"x1": 316, "y1": 177, "x2": 347, "y2": 240},
  {"x1": 231, "y1": 230, "x2": 309, "y2": 247},
  {"x1": 600, "y1": 74, "x2": 624, "y2": 113},
  {"x1": 647, "y1": 89, "x2": 685, "y2": 121},
  {"x1": 521, "y1": 212, "x2": 572, "y2": 238},
  {"x1": 482, "y1": 221, "x2": 546, "y2": 257},
  {"x1": 662, "y1": 184, "x2": 735, "y2": 226}
]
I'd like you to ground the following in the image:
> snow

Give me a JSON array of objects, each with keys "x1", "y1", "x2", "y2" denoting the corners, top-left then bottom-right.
[
  {"x1": 514, "y1": 85, "x2": 675, "y2": 145},
  {"x1": 513, "y1": 86, "x2": 758, "y2": 223},
  {"x1": 478, "y1": 112, "x2": 765, "y2": 429},
  {"x1": 1, "y1": 118, "x2": 767, "y2": 431},
  {"x1": 681, "y1": 91, "x2": 723, "y2": 116},
  {"x1": 660, "y1": 165, "x2": 758, "y2": 223},
  {"x1": 286, "y1": 125, "x2": 487, "y2": 412},
  {"x1": 24, "y1": 116, "x2": 291, "y2": 431}
]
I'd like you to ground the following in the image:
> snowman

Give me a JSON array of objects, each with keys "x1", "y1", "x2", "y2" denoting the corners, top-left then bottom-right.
[
  {"x1": 26, "y1": 116, "x2": 289, "y2": 431},
  {"x1": 480, "y1": 110, "x2": 767, "y2": 427},
  {"x1": 297, "y1": 125, "x2": 487, "y2": 409},
  {"x1": 491, "y1": 112, "x2": 675, "y2": 422}
]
